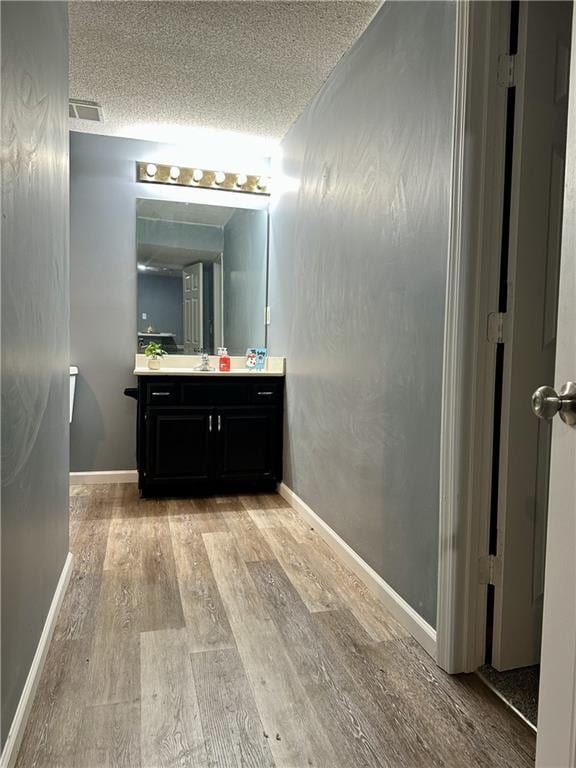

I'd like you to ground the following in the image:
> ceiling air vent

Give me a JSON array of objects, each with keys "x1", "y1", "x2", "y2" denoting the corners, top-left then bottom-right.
[{"x1": 69, "y1": 99, "x2": 103, "y2": 122}]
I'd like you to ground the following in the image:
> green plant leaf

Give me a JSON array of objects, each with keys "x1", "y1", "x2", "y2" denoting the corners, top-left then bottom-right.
[{"x1": 144, "y1": 341, "x2": 167, "y2": 357}]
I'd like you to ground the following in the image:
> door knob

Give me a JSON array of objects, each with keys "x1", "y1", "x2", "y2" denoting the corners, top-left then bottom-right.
[{"x1": 532, "y1": 382, "x2": 576, "y2": 425}]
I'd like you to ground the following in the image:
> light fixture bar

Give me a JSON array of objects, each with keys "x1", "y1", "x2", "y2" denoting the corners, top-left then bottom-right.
[{"x1": 136, "y1": 162, "x2": 271, "y2": 196}]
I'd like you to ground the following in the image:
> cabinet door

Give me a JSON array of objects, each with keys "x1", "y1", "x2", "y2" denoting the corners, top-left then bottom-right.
[
  {"x1": 216, "y1": 409, "x2": 278, "y2": 481},
  {"x1": 147, "y1": 408, "x2": 213, "y2": 481}
]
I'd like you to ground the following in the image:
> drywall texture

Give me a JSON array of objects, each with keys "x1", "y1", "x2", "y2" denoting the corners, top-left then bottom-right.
[
  {"x1": 223, "y1": 209, "x2": 268, "y2": 354},
  {"x1": 70, "y1": 133, "x2": 139, "y2": 471},
  {"x1": 1, "y1": 1, "x2": 69, "y2": 743},
  {"x1": 269, "y1": 1, "x2": 455, "y2": 626}
]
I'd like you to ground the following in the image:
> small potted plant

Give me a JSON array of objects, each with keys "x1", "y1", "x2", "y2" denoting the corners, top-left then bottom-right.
[{"x1": 144, "y1": 341, "x2": 167, "y2": 370}]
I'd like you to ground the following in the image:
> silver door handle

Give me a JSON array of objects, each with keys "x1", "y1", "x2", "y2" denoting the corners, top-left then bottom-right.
[
  {"x1": 532, "y1": 382, "x2": 576, "y2": 425},
  {"x1": 151, "y1": 391, "x2": 171, "y2": 396},
  {"x1": 218, "y1": 415, "x2": 221, "y2": 431},
  {"x1": 209, "y1": 415, "x2": 213, "y2": 432}
]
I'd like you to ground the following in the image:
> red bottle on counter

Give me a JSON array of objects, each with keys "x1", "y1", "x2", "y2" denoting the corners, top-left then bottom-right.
[{"x1": 219, "y1": 348, "x2": 231, "y2": 372}]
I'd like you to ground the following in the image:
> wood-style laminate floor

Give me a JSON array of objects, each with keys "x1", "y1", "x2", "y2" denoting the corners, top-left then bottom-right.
[{"x1": 16, "y1": 485, "x2": 536, "y2": 768}]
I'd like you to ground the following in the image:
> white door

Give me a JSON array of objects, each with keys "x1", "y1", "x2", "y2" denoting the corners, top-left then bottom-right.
[
  {"x1": 492, "y1": 0, "x2": 572, "y2": 671},
  {"x1": 536, "y1": 11, "x2": 576, "y2": 763},
  {"x1": 183, "y1": 263, "x2": 203, "y2": 354}
]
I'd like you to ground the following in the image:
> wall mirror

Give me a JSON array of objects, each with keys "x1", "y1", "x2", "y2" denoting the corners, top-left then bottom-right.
[{"x1": 136, "y1": 198, "x2": 268, "y2": 355}]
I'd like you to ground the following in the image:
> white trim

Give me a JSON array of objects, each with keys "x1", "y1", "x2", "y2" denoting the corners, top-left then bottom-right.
[
  {"x1": 277, "y1": 483, "x2": 437, "y2": 660},
  {"x1": 69, "y1": 470, "x2": 138, "y2": 485},
  {"x1": 436, "y1": 0, "x2": 471, "y2": 675},
  {"x1": 0, "y1": 552, "x2": 73, "y2": 768},
  {"x1": 475, "y1": 671, "x2": 537, "y2": 735},
  {"x1": 436, "y1": 2, "x2": 511, "y2": 674}
]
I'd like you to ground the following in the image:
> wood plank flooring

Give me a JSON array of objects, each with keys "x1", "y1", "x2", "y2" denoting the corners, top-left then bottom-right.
[{"x1": 16, "y1": 485, "x2": 536, "y2": 768}]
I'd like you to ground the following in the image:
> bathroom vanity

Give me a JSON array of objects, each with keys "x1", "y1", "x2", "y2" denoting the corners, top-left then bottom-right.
[
  {"x1": 133, "y1": 356, "x2": 285, "y2": 497},
  {"x1": 131, "y1": 193, "x2": 278, "y2": 497}
]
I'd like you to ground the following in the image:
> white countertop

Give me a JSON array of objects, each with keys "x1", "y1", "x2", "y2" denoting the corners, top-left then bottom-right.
[
  {"x1": 134, "y1": 366, "x2": 285, "y2": 377},
  {"x1": 134, "y1": 354, "x2": 285, "y2": 377}
]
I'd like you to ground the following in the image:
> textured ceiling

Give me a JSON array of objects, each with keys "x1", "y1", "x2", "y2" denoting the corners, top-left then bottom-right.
[{"x1": 69, "y1": 1, "x2": 379, "y2": 147}]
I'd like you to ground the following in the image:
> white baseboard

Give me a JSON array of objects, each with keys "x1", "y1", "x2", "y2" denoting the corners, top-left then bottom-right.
[
  {"x1": 277, "y1": 483, "x2": 437, "y2": 659},
  {"x1": 0, "y1": 552, "x2": 73, "y2": 768},
  {"x1": 70, "y1": 470, "x2": 138, "y2": 485}
]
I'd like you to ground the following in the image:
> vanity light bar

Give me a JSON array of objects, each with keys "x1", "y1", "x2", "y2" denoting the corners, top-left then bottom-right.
[{"x1": 136, "y1": 162, "x2": 271, "y2": 196}]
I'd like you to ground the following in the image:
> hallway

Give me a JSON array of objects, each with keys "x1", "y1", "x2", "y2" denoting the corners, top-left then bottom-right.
[{"x1": 16, "y1": 485, "x2": 535, "y2": 767}]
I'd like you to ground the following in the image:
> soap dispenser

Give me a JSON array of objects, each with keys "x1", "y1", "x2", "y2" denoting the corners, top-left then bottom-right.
[{"x1": 219, "y1": 347, "x2": 231, "y2": 372}]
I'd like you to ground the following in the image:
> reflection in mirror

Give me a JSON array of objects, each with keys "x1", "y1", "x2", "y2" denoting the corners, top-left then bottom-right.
[{"x1": 136, "y1": 198, "x2": 268, "y2": 355}]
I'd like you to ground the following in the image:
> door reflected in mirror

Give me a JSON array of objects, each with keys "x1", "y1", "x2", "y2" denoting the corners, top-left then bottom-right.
[{"x1": 136, "y1": 198, "x2": 268, "y2": 355}]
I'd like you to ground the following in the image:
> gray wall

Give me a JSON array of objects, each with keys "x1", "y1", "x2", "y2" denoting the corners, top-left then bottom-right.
[
  {"x1": 268, "y1": 1, "x2": 455, "y2": 626},
  {"x1": 137, "y1": 273, "x2": 183, "y2": 344},
  {"x1": 70, "y1": 133, "x2": 183, "y2": 472},
  {"x1": 70, "y1": 132, "x2": 139, "y2": 471},
  {"x1": 1, "y1": 1, "x2": 69, "y2": 742},
  {"x1": 223, "y1": 209, "x2": 268, "y2": 355}
]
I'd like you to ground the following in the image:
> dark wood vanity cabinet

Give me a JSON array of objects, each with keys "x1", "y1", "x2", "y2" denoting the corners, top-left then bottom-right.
[{"x1": 136, "y1": 375, "x2": 283, "y2": 496}]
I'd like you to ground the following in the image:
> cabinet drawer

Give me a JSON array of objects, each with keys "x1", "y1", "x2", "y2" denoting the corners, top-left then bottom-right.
[
  {"x1": 146, "y1": 382, "x2": 180, "y2": 404},
  {"x1": 250, "y1": 381, "x2": 283, "y2": 404},
  {"x1": 182, "y1": 380, "x2": 251, "y2": 405},
  {"x1": 142, "y1": 376, "x2": 283, "y2": 407}
]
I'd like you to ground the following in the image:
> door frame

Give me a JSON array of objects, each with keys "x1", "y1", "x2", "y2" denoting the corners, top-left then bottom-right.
[
  {"x1": 183, "y1": 262, "x2": 204, "y2": 354},
  {"x1": 438, "y1": 6, "x2": 576, "y2": 761},
  {"x1": 213, "y1": 257, "x2": 223, "y2": 351},
  {"x1": 437, "y1": 0, "x2": 511, "y2": 675}
]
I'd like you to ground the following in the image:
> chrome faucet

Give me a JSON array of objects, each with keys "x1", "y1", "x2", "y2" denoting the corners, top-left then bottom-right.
[{"x1": 194, "y1": 352, "x2": 215, "y2": 372}]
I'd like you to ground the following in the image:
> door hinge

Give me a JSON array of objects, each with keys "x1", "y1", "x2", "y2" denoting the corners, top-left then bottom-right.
[
  {"x1": 497, "y1": 54, "x2": 516, "y2": 87},
  {"x1": 487, "y1": 312, "x2": 508, "y2": 343},
  {"x1": 479, "y1": 554, "x2": 501, "y2": 586}
]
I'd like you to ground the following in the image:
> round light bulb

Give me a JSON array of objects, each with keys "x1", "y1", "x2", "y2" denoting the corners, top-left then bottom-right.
[
  {"x1": 169, "y1": 166, "x2": 180, "y2": 180},
  {"x1": 214, "y1": 171, "x2": 226, "y2": 185},
  {"x1": 192, "y1": 168, "x2": 204, "y2": 183},
  {"x1": 235, "y1": 173, "x2": 248, "y2": 187},
  {"x1": 257, "y1": 176, "x2": 269, "y2": 191},
  {"x1": 145, "y1": 163, "x2": 157, "y2": 178}
]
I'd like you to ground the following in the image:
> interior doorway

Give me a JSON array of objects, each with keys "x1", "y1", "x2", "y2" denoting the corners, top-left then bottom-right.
[
  {"x1": 435, "y1": 0, "x2": 574, "y2": 735},
  {"x1": 477, "y1": 0, "x2": 572, "y2": 728}
]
